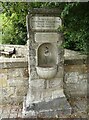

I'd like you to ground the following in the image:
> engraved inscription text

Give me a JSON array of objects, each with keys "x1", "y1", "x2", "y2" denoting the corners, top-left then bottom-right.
[{"x1": 30, "y1": 16, "x2": 61, "y2": 30}]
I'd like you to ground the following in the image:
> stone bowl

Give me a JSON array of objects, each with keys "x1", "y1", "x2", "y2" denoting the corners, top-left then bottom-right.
[{"x1": 36, "y1": 65, "x2": 57, "y2": 79}]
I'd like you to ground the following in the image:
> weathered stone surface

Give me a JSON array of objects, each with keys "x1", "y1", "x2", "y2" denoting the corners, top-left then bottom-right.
[
  {"x1": 0, "y1": 59, "x2": 28, "y2": 69},
  {"x1": 30, "y1": 71, "x2": 39, "y2": 80},
  {"x1": 65, "y1": 72, "x2": 87, "y2": 84},
  {"x1": 0, "y1": 58, "x2": 28, "y2": 105},
  {"x1": 25, "y1": 10, "x2": 66, "y2": 115},
  {"x1": 0, "y1": 43, "x2": 88, "y2": 118},
  {"x1": 47, "y1": 78, "x2": 63, "y2": 88},
  {"x1": 35, "y1": 33, "x2": 60, "y2": 42},
  {"x1": 0, "y1": 98, "x2": 2, "y2": 105},
  {"x1": 31, "y1": 16, "x2": 61, "y2": 30},
  {"x1": 0, "y1": 105, "x2": 23, "y2": 119},
  {"x1": 2, "y1": 87, "x2": 15, "y2": 97},
  {"x1": 73, "y1": 98, "x2": 87, "y2": 113},
  {"x1": 64, "y1": 66, "x2": 87, "y2": 97},
  {"x1": 56, "y1": 69, "x2": 64, "y2": 78},
  {"x1": 24, "y1": 97, "x2": 71, "y2": 118},
  {"x1": 30, "y1": 56, "x2": 36, "y2": 65},
  {"x1": 0, "y1": 107, "x2": 3, "y2": 118},
  {"x1": 64, "y1": 64, "x2": 87, "y2": 73},
  {"x1": 0, "y1": 44, "x2": 28, "y2": 59},
  {"x1": 8, "y1": 78, "x2": 28, "y2": 87},
  {"x1": 0, "y1": 75, "x2": 7, "y2": 87},
  {"x1": 52, "y1": 88, "x2": 65, "y2": 99},
  {"x1": 65, "y1": 72, "x2": 79, "y2": 84},
  {"x1": 26, "y1": 89, "x2": 42, "y2": 103},
  {"x1": 23, "y1": 68, "x2": 29, "y2": 78},
  {"x1": 0, "y1": 69, "x2": 7, "y2": 73},
  {"x1": 16, "y1": 86, "x2": 28, "y2": 96},
  {"x1": 30, "y1": 79, "x2": 45, "y2": 90},
  {"x1": 78, "y1": 74, "x2": 87, "y2": 79},
  {"x1": 29, "y1": 49, "x2": 36, "y2": 56},
  {"x1": 64, "y1": 49, "x2": 87, "y2": 60},
  {"x1": 42, "y1": 89, "x2": 52, "y2": 102},
  {"x1": 64, "y1": 83, "x2": 87, "y2": 97}
]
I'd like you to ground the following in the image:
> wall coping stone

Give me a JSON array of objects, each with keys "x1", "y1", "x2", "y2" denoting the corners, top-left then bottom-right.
[
  {"x1": 0, "y1": 58, "x2": 28, "y2": 69},
  {"x1": 64, "y1": 49, "x2": 88, "y2": 65},
  {"x1": 0, "y1": 44, "x2": 88, "y2": 66}
]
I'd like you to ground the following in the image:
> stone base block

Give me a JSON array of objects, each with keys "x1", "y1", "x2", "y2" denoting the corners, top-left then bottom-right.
[{"x1": 22, "y1": 97, "x2": 71, "y2": 118}]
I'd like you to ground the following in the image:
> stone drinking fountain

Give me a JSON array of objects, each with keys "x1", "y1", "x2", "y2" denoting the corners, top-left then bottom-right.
[
  {"x1": 22, "y1": 8, "x2": 71, "y2": 118},
  {"x1": 36, "y1": 43, "x2": 57, "y2": 79}
]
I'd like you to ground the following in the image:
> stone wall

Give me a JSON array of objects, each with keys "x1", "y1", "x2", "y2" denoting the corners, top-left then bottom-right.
[
  {"x1": 64, "y1": 64, "x2": 87, "y2": 97},
  {"x1": 0, "y1": 58, "x2": 28, "y2": 105},
  {"x1": 64, "y1": 49, "x2": 87, "y2": 113},
  {"x1": 0, "y1": 44, "x2": 28, "y2": 59},
  {"x1": 64, "y1": 49, "x2": 87, "y2": 97},
  {"x1": 0, "y1": 46, "x2": 88, "y2": 109}
]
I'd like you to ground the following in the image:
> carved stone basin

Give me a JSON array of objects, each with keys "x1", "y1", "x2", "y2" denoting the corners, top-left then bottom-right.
[{"x1": 36, "y1": 65, "x2": 57, "y2": 79}]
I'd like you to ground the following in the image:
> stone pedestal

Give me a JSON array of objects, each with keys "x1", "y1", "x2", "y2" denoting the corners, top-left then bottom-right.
[{"x1": 22, "y1": 8, "x2": 71, "y2": 118}]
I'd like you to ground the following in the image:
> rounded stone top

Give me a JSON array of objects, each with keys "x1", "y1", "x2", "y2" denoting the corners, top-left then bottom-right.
[{"x1": 28, "y1": 8, "x2": 61, "y2": 16}]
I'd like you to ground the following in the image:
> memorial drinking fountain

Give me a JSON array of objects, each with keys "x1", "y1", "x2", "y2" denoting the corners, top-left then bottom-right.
[{"x1": 22, "y1": 8, "x2": 71, "y2": 118}]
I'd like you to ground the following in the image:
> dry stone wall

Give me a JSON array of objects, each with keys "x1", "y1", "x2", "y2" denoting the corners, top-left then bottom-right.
[
  {"x1": 0, "y1": 58, "x2": 28, "y2": 105},
  {"x1": 64, "y1": 49, "x2": 88, "y2": 113},
  {"x1": 0, "y1": 46, "x2": 88, "y2": 109},
  {"x1": 64, "y1": 64, "x2": 87, "y2": 97},
  {"x1": 64, "y1": 49, "x2": 87, "y2": 98}
]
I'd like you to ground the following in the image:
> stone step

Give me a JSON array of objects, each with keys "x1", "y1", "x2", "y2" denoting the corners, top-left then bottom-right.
[{"x1": 24, "y1": 97, "x2": 71, "y2": 118}]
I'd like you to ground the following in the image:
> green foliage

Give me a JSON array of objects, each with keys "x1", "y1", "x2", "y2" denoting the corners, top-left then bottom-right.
[
  {"x1": 1, "y1": 2, "x2": 61, "y2": 45},
  {"x1": 2, "y1": 2, "x2": 28, "y2": 45},
  {"x1": 1, "y1": 2, "x2": 89, "y2": 54},
  {"x1": 61, "y1": 3, "x2": 89, "y2": 54},
  {"x1": 0, "y1": 13, "x2": 2, "y2": 44}
]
